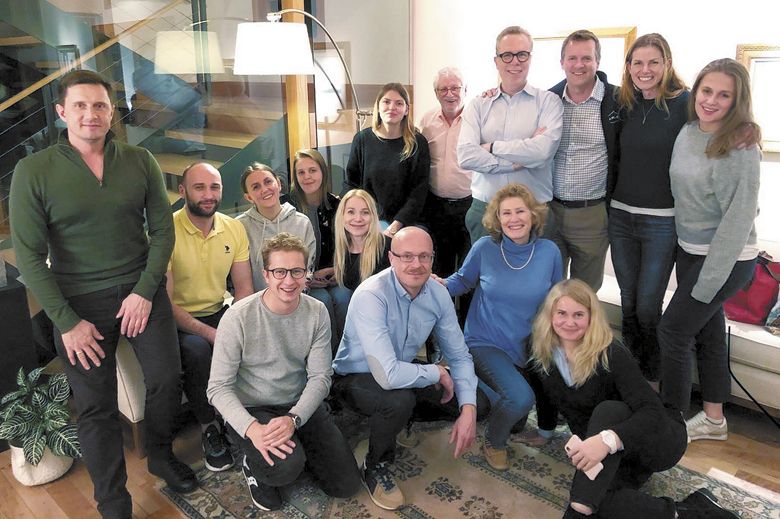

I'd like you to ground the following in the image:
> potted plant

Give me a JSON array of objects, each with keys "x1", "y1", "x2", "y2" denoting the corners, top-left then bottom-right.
[{"x1": 0, "y1": 366, "x2": 81, "y2": 486}]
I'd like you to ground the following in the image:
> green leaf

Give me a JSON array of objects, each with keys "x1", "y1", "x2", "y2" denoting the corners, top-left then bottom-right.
[
  {"x1": 22, "y1": 429, "x2": 45, "y2": 465},
  {"x1": 1, "y1": 388, "x2": 28, "y2": 406},
  {"x1": 31, "y1": 390, "x2": 46, "y2": 411},
  {"x1": 17, "y1": 404, "x2": 35, "y2": 421},
  {"x1": 49, "y1": 425, "x2": 81, "y2": 458},
  {"x1": 1, "y1": 399, "x2": 23, "y2": 420},
  {"x1": 15, "y1": 367, "x2": 26, "y2": 388},
  {"x1": 0, "y1": 414, "x2": 32, "y2": 440},
  {"x1": 26, "y1": 367, "x2": 45, "y2": 385},
  {"x1": 43, "y1": 405, "x2": 69, "y2": 431},
  {"x1": 48, "y1": 375, "x2": 71, "y2": 404}
]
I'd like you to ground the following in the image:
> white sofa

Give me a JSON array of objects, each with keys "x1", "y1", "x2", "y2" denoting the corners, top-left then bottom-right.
[{"x1": 597, "y1": 274, "x2": 780, "y2": 413}]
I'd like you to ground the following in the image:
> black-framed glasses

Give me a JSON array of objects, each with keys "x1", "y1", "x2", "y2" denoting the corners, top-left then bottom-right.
[
  {"x1": 265, "y1": 267, "x2": 307, "y2": 280},
  {"x1": 436, "y1": 86, "x2": 462, "y2": 95},
  {"x1": 390, "y1": 251, "x2": 435, "y2": 264},
  {"x1": 497, "y1": 51, "x2": 531, "y2": 63}
]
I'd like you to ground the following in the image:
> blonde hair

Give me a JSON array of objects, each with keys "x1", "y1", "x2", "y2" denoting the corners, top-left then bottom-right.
[
  {"x1": 333, "y1": 189, "x2": 385, "y2": 286},
  {"x1": 482, "y1": 183, "x2": 547, "y2": 242},
  {"x1": 261, "y1": 232, "x2": 309, "y2": 268},
  {"x1": 531, "y1": 279, "x2": 613, "y2": 387},
  {"x1": 617, "y1": 33, "x2": 687, "y2": 114},
  {"x1": 371, "y1": 83, "x2": 418, "y2": 160},
  {"x1": 688, "y1": 58, "x2": 762, "y2": 158}
]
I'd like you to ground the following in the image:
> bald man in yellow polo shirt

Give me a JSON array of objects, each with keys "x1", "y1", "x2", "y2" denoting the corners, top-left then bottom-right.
[{"x1": 166, "y1": 162, "x2": 253, "y2": 472}]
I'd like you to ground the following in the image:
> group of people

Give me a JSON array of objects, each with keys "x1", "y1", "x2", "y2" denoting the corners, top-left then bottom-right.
[{"x1": 8, "y1": 21, "x2": 761, "y2": 519}]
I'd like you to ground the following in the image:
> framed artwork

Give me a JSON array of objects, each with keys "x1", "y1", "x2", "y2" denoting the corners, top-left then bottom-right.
[
  {"x1": 736, "y1": 44, "x2": 780, "y2": 152},
  {"x1": 528, "y1": 27, "x2": 636, "y2": 89}
]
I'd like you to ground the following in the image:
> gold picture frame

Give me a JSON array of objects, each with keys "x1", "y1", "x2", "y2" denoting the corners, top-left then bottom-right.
[{"x1": 736, "y1": 44, "x2": 780, "y2": 152}]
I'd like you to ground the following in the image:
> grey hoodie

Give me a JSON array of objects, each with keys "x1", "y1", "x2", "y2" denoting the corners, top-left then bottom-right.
[{"x1": 237, "y1": 202, "x2": 316, "y2": 291}]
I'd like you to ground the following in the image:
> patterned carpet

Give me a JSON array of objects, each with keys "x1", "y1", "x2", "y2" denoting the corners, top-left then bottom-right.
[{"x1": 161, "y1": 415, "x2": 779, "y2": 519}]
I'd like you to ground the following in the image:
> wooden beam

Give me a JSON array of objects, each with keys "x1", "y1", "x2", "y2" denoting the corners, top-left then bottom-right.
[{"x1": 281, "y1": 0, "x2": 311, "y2": 173}]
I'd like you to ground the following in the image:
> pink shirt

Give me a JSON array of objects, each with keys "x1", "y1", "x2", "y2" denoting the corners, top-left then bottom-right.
[{"x1": 419, "y1": 108, "x2": 473, "y2": 199}]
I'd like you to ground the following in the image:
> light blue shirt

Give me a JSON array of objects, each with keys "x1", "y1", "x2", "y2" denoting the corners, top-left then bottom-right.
[
  {"x1": 333, "y1": 267, "x2": 478, "y2": 407},
  {"x1": 457, "y1": 83, "x2": 563, "y2": 203}
]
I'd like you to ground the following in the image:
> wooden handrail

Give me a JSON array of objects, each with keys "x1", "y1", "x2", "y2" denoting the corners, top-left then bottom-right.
[{"x1": 0, "y1": 0, "x2": 186, "y2": 114}]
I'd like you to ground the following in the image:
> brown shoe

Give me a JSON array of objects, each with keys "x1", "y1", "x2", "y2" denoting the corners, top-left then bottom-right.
[
  {"x1": 512, "y1": 428, "x2": 551, "y2": 447},
  {"x1": 482, "y1": 441, "x2": 508, "y2": 470}
]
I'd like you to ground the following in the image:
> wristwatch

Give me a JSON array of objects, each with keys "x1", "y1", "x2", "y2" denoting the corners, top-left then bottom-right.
[
  {"x1": 286, "y1": 413, "x2": 302, "y2": 429},
  {"x1": 599, "y1": 430, "x2": 618, "y2": 455}
]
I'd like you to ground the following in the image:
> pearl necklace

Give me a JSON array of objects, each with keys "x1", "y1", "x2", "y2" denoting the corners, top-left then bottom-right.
[{"x1": 500, "y1": 240, "x2": 535, "y2": 270}]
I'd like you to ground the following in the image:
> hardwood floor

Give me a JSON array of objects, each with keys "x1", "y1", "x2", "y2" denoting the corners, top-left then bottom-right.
[{"x1": 1, "y1": 407, "x2": 778, "y2": 518}]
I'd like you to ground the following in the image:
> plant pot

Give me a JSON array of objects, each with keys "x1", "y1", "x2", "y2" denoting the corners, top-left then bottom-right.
[{"x1": 10, "y1": 445, "x2": 73, "y2": 486}]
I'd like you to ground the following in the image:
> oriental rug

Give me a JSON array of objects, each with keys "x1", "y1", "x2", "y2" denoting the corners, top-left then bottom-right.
[{"x1": 161, "y1": 414, "x2": 779, "y2": 519}]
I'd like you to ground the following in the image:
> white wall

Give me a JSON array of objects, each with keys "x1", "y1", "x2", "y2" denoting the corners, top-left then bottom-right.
[{"x1": 412, "y1": 0, "x2": 780, "y2": 253}]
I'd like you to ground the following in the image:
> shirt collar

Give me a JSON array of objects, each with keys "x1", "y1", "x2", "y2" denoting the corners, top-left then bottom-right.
[
  {"x1": 562, "y1": 76, "x2": 605, "y2": 104},
  {"x1": 180, "y1": 209, "x2": 224, "y2": 237}
]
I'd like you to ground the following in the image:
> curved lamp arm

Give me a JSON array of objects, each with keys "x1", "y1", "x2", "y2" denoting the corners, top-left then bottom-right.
[{"x1": 268, "y1": 8, "x2": 371, "y2": 125}]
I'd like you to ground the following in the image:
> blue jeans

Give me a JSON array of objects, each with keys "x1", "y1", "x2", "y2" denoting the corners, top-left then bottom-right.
[
  {"x1": 608, "y1": 209, "x2": 676, "y2": 382},
  {"x1": 310, "y1": 285, "x2": 353, "y2": 355},
  {"x1": 471, "y1": 346, "x2": 535, "y2": 448}
]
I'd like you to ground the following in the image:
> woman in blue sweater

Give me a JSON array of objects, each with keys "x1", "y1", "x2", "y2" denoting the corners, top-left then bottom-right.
[{"x1": 434, "y1": 183, "x2": 562, "y2": 470}]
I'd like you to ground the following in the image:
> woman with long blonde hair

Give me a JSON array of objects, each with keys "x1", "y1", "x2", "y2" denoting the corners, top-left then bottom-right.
[
  {"x1": 345, "y1": 83, "x2": 430, "y2": 238},
  {"x1": 330, "y1": 189, "x2": 389, "y2": 344},
  {"x1": 526, "y1": 280, "x2": 735, "y2": 519}
]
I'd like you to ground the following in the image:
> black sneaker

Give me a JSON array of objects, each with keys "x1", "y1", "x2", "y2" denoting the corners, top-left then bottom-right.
[
  {"x1": 202, "y1": 424, "x2": 234, "y2": 472},
  {"x1": 362, "y1": 460, "x2": 404, "y2": 510},
  {"x1": 148, "y1": 456, "x2": 198, "y2": 494},
  {"x1": 676, "y1": 488, "x2": 740, "y2": 519},
  {"x1": 242, "y1": 455, "x2": 282, "y2": 511}
]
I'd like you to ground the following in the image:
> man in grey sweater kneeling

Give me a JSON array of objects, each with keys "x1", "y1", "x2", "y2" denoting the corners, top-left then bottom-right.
[{"x1": 207, "y1": 233, "x2": 361, "y2": 511}]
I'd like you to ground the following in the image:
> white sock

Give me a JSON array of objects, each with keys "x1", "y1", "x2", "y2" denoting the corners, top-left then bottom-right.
[{"x1": 706, "y1": 415, "x2": 724, "y2": 425}]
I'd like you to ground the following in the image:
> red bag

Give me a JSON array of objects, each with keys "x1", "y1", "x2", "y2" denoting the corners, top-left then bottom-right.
[{"x1": 724, "y1": 252, "x2": 780, "y2": 325}]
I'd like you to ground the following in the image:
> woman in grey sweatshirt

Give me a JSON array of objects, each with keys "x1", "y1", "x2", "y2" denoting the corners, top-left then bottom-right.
[
  {"x1": 237, "y1": 163, "x2": 316, "y2": 291},
  {"x1": 660, "y1": 59, "x2": 761, "y2": 443}
]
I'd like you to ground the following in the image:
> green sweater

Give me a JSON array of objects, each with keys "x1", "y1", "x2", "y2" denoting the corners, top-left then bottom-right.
[{"x1": 9, "y1": 132, "x2": 174, "y2": 332}]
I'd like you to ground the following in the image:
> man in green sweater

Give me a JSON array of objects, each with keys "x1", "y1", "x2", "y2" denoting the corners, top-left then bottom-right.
[{"x1": 9, "y1": 70, "x2": 196, "y2": 519}]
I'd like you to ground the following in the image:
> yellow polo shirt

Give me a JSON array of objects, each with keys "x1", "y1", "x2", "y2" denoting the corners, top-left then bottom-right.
[{"x1": 169, "y1": 209, "x2": 250, "y2": 317}]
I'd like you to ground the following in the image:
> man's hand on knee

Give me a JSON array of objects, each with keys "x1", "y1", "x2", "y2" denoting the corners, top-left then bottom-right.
[
  {"x1": 246, "y1": 420, "x2": 296, "y2": 466},
  {"x1": 436, "y1": 365, "x2": 455, "y2": 404},
  {"x1": 62, "y1": 319, "x2": 106, "y2": 369},
  {"x1": 116, "y1": 293, "x2": 152, "y2": 337}
]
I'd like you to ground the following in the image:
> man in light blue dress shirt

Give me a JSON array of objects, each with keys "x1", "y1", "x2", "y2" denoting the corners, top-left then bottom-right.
[
  {"x1": 332, "y1": 227, "x2": 482, "y2": 511},
  {"x1": 457, "y1": 25, "x2": 563, "y2": 243}
]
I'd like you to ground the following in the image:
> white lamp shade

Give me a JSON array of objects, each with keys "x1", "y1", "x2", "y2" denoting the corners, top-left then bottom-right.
[
  {"x1": 154, "y1": 31, "x2": 225, "y2": 74},
  {"x1": 233, "y1": 22, "x2": 314, "y2": 75}
]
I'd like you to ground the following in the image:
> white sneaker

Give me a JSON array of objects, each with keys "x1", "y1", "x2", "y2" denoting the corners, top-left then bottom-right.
[{"x1": 686, "y1": 411, "x2": 728, "y2": 442}]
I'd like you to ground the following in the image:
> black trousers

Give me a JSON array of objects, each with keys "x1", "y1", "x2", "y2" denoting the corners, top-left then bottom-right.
[
  {"x1": 226, "y1": 402, "x2": 361, "y2": 498},
  {"x1": 331, "y1": 372, "x2": 489, "y2": 467},
  {"x1": 566, "y1": 401, "x2": 686, "y2": 519},
  {"x1": 422, "y1": 193, "x2": 472, "y2": 276},
  {"x1": 178, "y1": 306, "x2": 227, "y2": 424},
  {"x1": 54, "y1": 282, "x2": 181, "y2": 519}
]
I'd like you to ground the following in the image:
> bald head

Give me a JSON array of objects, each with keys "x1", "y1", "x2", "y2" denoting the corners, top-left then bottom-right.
[
  {"x1": 389, "y1": 227, "x2": 434, "y2": 298},
  {"x1": 179, "y1": 162, "x2": 222, "y2": 218}
]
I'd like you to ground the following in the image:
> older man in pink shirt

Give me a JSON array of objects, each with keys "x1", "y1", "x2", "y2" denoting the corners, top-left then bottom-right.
[{"x1": 419, "y1": 67, "x2": 474, "y2": 279}]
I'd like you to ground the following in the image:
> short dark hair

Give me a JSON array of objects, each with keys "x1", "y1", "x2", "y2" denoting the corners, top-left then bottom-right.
[
  {"x1": 560, "y1": 30, "x2": 601, "y2": 62},
  {"x1": 57, "y1": 69, "x2": 114, "y2": 105}
]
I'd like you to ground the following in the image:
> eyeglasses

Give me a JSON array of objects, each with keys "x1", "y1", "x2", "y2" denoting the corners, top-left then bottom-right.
[
  {"x1": 497, "y1": 51, "x2": 531, "y2": 63},
  {"x1": 436, "y1": 86, "x2": 462, "y2": 95},
  {"x1": 390, "y1": 251, "x2": 435, "y2": 264},
  {"x1": 265, "y1": 267, "x2": 307, "y2": 280}
]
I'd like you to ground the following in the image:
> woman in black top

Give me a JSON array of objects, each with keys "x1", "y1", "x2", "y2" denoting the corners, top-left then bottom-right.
[
  {"x1": 330, "y1": 189, "x2": 389, "y2": 347},
  {"x1": 345, "y1": 83, "x2": 430, "y2": 238},
  {"x1": 608, "y1": 33, "x2": 688, "y2": 388},
  {"x1": 290, "y1": 148, "x2": 341, "y2": 349},
  {"x1": 524, "y1": 279, "x2": 737, "y2": 519}
]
